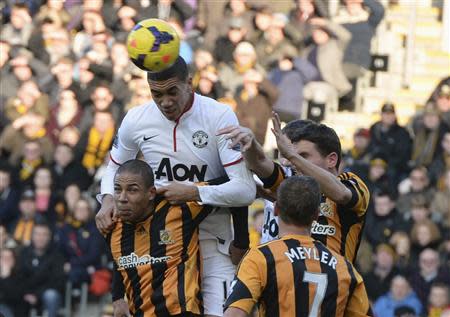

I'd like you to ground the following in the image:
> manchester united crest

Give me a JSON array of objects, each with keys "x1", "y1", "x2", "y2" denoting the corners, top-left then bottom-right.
[{"x1": 192, "y1": 130, "x2": 208, "y2": 148}]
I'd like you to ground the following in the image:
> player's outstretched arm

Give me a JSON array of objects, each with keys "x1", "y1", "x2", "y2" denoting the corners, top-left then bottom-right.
[{"x1": 217, "y1": 125, "x2": 274, "y2": 178}]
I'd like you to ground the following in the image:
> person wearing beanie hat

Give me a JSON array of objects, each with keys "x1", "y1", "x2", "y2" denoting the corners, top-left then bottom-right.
[{"x1": 95, "y1": 56, "x2": 256, "y2": 317}]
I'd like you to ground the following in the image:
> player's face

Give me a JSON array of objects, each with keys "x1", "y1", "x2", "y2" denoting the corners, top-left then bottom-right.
[
  {"x1": 148, "y1": 77, "x2": 192, "y2": 121},
  {"x1": 293, "y1": 140, "x2": 337, "y2": 172},
  {"x1": 114, "y1": 172, "x2": 156, "y2": 223}
]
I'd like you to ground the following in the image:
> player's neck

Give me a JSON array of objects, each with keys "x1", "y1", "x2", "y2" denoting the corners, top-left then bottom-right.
[
  {"x1": 135, "y1": 201, "x2": 155, "y2": 223},
  {"x1": 278, "y1": 221, "x2": 311, "y2": 238}
]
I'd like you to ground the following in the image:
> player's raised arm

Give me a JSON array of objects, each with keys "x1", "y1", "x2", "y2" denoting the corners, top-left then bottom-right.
[{"x1": 271, "y1": 112, "x2": 353, "y2": 205}]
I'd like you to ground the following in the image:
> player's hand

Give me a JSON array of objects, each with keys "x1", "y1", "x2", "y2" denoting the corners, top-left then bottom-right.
[
  {"x1": 271, "y1": 112, "x2": 297, "y2": 161},
  {"x1": 96, "y1": 195, "x2": 116, "y2": 235},
  {"x1": 229, "y1": 241, "x2": 248, "y2": 265},
  {"x1": 216, "y1": 125, "x2": 255, "y2": 152},
  {"x1": 113, "y1": 299, "x2": 130, "y2": 317},
  {"x1": 156, "y1": 183, "x2": 200, "y2": 205}
]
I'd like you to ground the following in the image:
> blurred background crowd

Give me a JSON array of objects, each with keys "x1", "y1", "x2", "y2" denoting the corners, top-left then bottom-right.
[{"x1": 0, "y1": 0, "x2": 449, "y2": 316}]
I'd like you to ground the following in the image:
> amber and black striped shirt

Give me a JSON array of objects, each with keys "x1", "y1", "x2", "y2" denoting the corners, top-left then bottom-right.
[
  {"x1": 107, "y1": 195, "x2": 213, "y2": 316},
  {"x1": 224, "y1": 235, "x2": 372, "y2": 317},
  {"x1": 262, "y1": 162, "x2": 370, "y2": 262}
]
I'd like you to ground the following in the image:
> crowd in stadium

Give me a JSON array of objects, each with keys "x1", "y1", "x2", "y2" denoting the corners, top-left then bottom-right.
[{"x1": 0, "y1": 0, "x2": 449, "y2": 316}]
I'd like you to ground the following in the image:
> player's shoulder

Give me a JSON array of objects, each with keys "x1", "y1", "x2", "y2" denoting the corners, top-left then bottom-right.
[
  {"x1": 338, "y1": 171, "x2": 367, "y2": 187},
  {"x1": 121, "y1": 101, "x2": 156, "y2": 126}
]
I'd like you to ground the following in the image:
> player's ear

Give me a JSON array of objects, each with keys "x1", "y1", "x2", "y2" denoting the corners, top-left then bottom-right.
[
  {"x1": 148, "y1": 186, "x2": 157, "y2": 201},
  {"x1": 326, "y1": 152, "x2": 338, "y2": 170}
]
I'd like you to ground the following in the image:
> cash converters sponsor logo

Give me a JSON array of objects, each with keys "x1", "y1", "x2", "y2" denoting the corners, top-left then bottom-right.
[
  {"x1": 311, "y1": 221, "x2": 336, "y2": 236},
  {"x1": 118, "y1": 252, "x2": 171, "y2": 269}
]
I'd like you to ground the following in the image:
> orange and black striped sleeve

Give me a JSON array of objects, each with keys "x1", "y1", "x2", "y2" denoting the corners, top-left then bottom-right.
[
  {"x1": 224, "y1": 248, "x2": 267, "y2": 314},
  {"x1": 259, "y1": 162, "x2": 286, "y2": 194},
  {"x1": 338, "y1": 172, "x2": 370, "y2": 217}
]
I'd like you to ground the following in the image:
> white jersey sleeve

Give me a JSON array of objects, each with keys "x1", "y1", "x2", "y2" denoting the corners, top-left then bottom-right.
[
  {"x1": 97, "y1": 113, "x2": 140, "y2": 203},
  {"x1": 197, "y1": 105, "x2": 256, "y2": 206}
]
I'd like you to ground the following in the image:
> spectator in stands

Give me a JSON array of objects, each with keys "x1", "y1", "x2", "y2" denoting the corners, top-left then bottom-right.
[
  {"x1": 0, "y1": 3, "x2": 33, "y2": 46},
  {"x1": 343, "y1": 128, "x2": 371, "y2": 172},
  {"x1": 0, "y1": 225, "x2": 17, "y2": 250},
  {"x1": 11, "y1": 188, "x2": 42, "y2": 246},
  {"x1": 0, "y1": 248, "x2": 25, "y2": 317},
  {"x1": 368, "y1": 103, "x2": 412, "y2": 185},
  {"x1": 40, "y1": 57, "x2": 83, "y2": 106},
  {"x1": 254, "y1": 13, "x2": 298, "y2": 71},
  {"x1": 390, "y1": 231, "x2": 412, "y2": 270},
  {"x1": 302, "y1": 17, "x2": 352, "y2": 112},
  {"x1": 268, "y1": 54, "x2": 318, "y2": 123},
  {"x1": 409, "y1": 248, "x2": 450, "y2": 308},
  {"x1": 33, "y1": 167, "x2": 58, "y2": 225},
  {"x1": 373, "y1": 274, "x2": 423, "y2": 317},
  {"x1": 168, "y1": 17, "x2": 194, "y2": 64},
  {"x1": 334, "y1": 0, "x2": 385, "y2": 110},
  {"x1": 195, "y1": 66, "x2": 225, "y2": 100},
  {"x1": 409, "y1": 220, "x2": 441, "y2": 264},
  {"x1": 428, "y1": 283, "x2": 450, "y2": 317},
  {"x1": 397, "y1": 166, "x2": 435, "y2": 214},
  {"x1": 16, "y1": 139, "x2": 47, "y2": 187},
  {"x1": 76, "y1": 111, "x2": 116, "y2": 176},
  {"x1": 234, "y1": 68, "x2": 278, "y2": 146},
  {"x1": 110, "y1": 42, "x2": 133, "y2": 105},
  {"x1": 196, "y1": 0, "x2": 228, "y2": 49},
  {"x1": 214, "y1": 17, "x2": 248, "y2": 65},
  {"x1": 411, "y1": 104, "x2": 450, "y2": 168},
  {"x1": 139, "y1": 0, "x2": 194, "y2": 28},
  {"x1": 17, "y1": 221, "x2": 65, "y2": 317},
  {"x1": 191, "y1": 48, "x2": 215, "y2": 88},
  {"x1": 58, "y1": 126, "x2": 81, "y2": 148},
  {"x1": 34, "y1": 0, "x2": 71, "y2": 28},
  {"x1": 0, "y1": 164, "x2": 19, "y2": 228},
  {"x1": 363, "y1": 243, "x2": 399, "y2": 302},
  {"x1": 365, "y1": 156, "x2": 395, "y2": 195},
  {"x1": 74, "y1": 57, "x2": 104, "y2": 105},
  {"x1": 1, "y1": 48, "x2": 48, "y2": 100},
  {"x1": 404, "y1": 194, "x2": 442, "y2": 230},
  {"x1": 0, "y1": 113, "x2": 53, "y2": 166},
  {"x1": 248, "y1": 6, "x2": 272, "y2": 46},
  {"x1": 428, "y1": 77, "x2": 450, "y2": 127},
  {"x1": 365, "y1": 190, "x2": 407, "y2": 247},
  {"x1": 79, "y1": 83, "x2": 122, "y2": 134},
  {"x1": 220, "y1": 0, "x2": 254, "y2": 38},
  {"x1": 430, "y1": 168, "x2": 450, "y2": 229},
  {"x1": 57, "y1": 197, "x2": 104, "y2": 288},
  {"x1": 73, "y1": 10, "x2": 106, "y2": 58},
  {"x1": 5, "y1": 80, "x2": 49, "y2": 126},
  {"x1": 47, "y1": 89, "x2": 83, "y2": 145},
  {"x1": 51, "y1": 143, "x2": 91, "y2": 192},
  {"x1": 112, "y1": 3, "x2": 138, "y2": 42},
  {"x1": 124, "y1": 75, "x2": 153, "y2": 112},
  {"x1": 219, "y1": 41, "x2": 265, "y2": 96},
  {"x1": 429, "y1": 132, "x2": 450, "y2": 185}
]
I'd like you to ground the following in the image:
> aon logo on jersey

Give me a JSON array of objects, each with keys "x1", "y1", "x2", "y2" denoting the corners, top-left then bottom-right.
[{"x1": 155, "y1": 158, "x2": 207, "y2": 181}]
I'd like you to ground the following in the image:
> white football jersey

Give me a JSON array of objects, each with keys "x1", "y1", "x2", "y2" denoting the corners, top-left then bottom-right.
[
  {"x1": 104, "y1": 93, "x2": 255, "y2": 245},
  {"x1": 259, "y1": 167, "x2": 293, "y2": 244}
]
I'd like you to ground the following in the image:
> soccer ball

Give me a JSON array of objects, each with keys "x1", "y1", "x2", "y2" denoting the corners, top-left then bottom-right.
[{"x1": 127, "y1": 19, "x2": 180, "y2": 72}]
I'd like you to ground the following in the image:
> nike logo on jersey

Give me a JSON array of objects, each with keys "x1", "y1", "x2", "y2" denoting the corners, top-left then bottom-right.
[{"x1": 143, "y1": 135, "x2": 159, "y2": 141}]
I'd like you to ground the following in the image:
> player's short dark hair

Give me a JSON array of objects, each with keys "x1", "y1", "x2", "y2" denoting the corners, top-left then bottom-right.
[
  {"x1": 116, "y1": 159, "x2": 154, "y2": 188},
  {"x1": 147, "y1": 56, "x2": 189, "y2": 82},
  {"x1": 276, "y1": 176, "x2": 321, "y2": 227},
  {"x1": 282, "y1": 119, "x2": 342, "y2": 170}
]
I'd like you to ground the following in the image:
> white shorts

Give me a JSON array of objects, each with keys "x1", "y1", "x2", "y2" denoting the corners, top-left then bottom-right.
[{"x1": 200, "y1": 239, "x2": 236, "y2": 316}]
